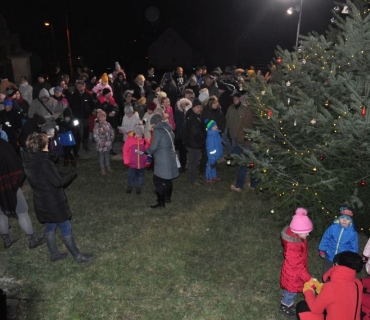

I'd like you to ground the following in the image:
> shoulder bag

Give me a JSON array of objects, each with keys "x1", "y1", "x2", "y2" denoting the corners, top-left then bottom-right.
[{"x1": 164, "y1": 129, "x2": 181, "y2": 168}]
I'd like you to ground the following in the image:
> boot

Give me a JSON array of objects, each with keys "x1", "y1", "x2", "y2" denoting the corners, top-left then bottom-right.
[
  {"x1": 126, "y1": 186, "x2": 133, "y2": 194},
  {"x1": 136, "y1": 187, "x2": 141, "y2": 195},
  {"x1": 107, "y1": 166, "x2": 113, "y2": 173},
  {"x1": 1, "y1": 234, "x2": 19, "y2": 249},
  {"x1": 101, "y1": 168, "x2": 106, "y2": 175},
  {"x1": 45, "y1": 232, "x2": 68, "y2": 262},
  {"x1": 83, "y1": 139, "x2": 90, "y2": 151},
  {"x1": 165, "y1": 186, "x2": 173, "y2": 203},
  {"x1": 63, "y1": 234, "x2": 93, "y2": 263},
  {"x1": 26, "y1": 233, "x2": 46, "y2": 249},
  {"x1": 150, "y1": 192, "x2": 165, "y2": 209},
  {"x1": 279, "y1": 304, "x2": 296, "y2": 318}
]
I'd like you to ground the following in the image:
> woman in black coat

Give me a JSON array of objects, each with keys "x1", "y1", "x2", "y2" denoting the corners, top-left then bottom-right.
[{"x1": 24, "y1": 132, "x2": 93, "y2": 263}]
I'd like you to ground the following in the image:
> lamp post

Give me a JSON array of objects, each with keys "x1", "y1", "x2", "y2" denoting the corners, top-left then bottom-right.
[
  {"x1": 65, "y1": 11, "x2": 73, "y2": 77},
  {"x1": 44, "y1": 22, "x2": 57, "y2": 63},
  {"x1": 287, "y1": 0, "x2": 304, "y2": 50}
]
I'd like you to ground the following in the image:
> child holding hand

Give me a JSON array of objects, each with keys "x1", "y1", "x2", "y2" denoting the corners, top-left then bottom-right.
[{"x1": 280, "y1": 207, "x2": 314, "y2": 318}]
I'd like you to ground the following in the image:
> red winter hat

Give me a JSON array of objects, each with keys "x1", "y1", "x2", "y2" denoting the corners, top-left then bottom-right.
[
  {"x1": 147, "y1": 102, "x2": 157, "y2": 111},
  {"x1": 290, "y1": 207, "x2": 313, "y2": 234}
]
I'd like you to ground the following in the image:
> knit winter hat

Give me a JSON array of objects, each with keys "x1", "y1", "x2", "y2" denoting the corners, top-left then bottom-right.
[
  {"x1": 3, "y1": 98, "x2": 12, "y2": 107},
  {"x1": 137, "y1": 97, "x2": 146, "y2": 105},
  {"x1": 205, "y1": 119, "x2": 216, "y2": 131},
  {"x1": 123, "y1": 90, "x2": 134, "y2": 100},
  {"x1": 153, "y1": 107, "x2": 164, "y2": 116},
  {"x1": 134, "y1": 123, "x2": 145, "y2": 136},
  {"x1": 124, "y1": 106, "x2": 134, "y2": 114},
  {"x1": 333, "y1": 251, "x2": 363, "y2": 273},
  {"x1": 198, "y1": 89, "x2": 209, "y2": 102},
  {"x1": 6, "y1": 87, "x2": 18, "y2": 97},
  {"x1": 192, "y1": 99, "x2": 202, "y2": 107},
  {"x1": 101, "y1": 73, "x2": 109, "y2": 84},
  {"x1": 97, "y1": 109, "x2": 106, "y2": 119},
  {"x1": 150, "y1": 114, "x2": 162, "y2": 125},
  {"x1": 157, "y1": 91, "x2": 167, "y2": 104},
  {"x1": 289, "y1": 207, "x2": 313, "y2": 234},
  {"x1": 147, "y1": 102, "x2": 157, "y2": 111},
  {"x1": 339, "y1": 206, "x2": 354, "y2": 217},
  {"x1": 54, "y1": 86, "x2": 63, "y2": 93},
  {"x1": 102, "y1": 88, "x2": 111, "y2": 96},
  {"x1": 115, "y1": 61, "x2": 121, "y2": 70}
]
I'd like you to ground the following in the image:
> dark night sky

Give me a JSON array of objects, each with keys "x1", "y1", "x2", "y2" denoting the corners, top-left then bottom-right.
[{"x1": 2, "y1": 0, "x2": 339, "y2": 76}]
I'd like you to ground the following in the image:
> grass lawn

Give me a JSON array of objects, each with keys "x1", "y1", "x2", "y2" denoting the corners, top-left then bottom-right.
[{"x1": 4, "y1": 148, "x2": 369, "y2": 319}]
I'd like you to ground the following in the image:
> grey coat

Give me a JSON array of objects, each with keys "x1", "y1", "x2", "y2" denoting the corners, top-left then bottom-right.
[
  {"x1": 146, "y1": 121, "x2": 179, "y2": 180},
  {"x1": 28, "y1": 88, "x2": 63, "y2": 130}
]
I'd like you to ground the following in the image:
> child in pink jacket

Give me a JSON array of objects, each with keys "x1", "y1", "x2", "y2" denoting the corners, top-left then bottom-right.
[{"x1": 123, "y1": 123, "x2": 150, "y2": 195}]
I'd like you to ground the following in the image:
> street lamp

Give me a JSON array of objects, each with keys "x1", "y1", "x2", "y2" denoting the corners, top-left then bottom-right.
[
  {"x1": 287, "y1": 0, "x2": 304, "y2": 50},
  {"x1": 65, "y1": 11, "x2": 73, "y2": 78},
  {"x1": 44, "y1": 22, "x2": 57, "y2": 63}
]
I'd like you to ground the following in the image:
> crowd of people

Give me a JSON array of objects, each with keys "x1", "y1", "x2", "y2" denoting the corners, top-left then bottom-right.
[
  {"x1": 2, "y1": 61, "x2": 370, "y2": 318},
  {"x1": 0, "y1": 62, "x2": 264, "y2": 261}
]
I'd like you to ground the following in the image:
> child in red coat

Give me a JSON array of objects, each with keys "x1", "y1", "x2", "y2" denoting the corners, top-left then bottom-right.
[
  {"x1": 123, "y1": 123, "x2": 150, "y2": 195},
  {"x1": 280, "y1": 208, "x2": 314, "y2": 318}
]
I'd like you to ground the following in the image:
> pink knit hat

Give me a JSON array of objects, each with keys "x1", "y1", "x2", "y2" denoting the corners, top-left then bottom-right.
[{"x1": 290, "y1": 207, "x2": 313, "y2": 234}]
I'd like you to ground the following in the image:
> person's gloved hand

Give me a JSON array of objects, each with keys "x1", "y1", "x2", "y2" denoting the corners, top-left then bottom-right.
[
  {"x1": 363, "y1": 255, "x2": 369, "y2": 264},
  {"x1": 319, "y1": 251, "x2": 326, "y2": 258},
  {"x1": 312, "y1": 278, "x2": 323, "y2": 294},
  {"x1": 125, "y1": 163, "x2": 130, "y2": 168},
  {"x1": 303, "y1": 279, "x2": 315, "y2": 293}
]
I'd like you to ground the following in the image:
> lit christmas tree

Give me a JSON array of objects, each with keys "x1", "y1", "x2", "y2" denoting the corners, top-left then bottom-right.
[{"x1": 236, "y1": 0, "x2": 370, "y2": 236}]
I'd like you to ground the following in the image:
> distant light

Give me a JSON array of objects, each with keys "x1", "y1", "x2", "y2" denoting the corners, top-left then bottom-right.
[{"x1": 287, "y1": 7, "x2": 294, "y2": 14}]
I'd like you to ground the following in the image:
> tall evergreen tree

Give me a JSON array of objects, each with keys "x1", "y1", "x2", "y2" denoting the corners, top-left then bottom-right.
[{"x1": 236, "y1": 0, "x2": 370, "y2": 236}]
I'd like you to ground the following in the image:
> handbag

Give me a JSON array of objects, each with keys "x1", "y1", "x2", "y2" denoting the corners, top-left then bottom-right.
[
  {"x1": 58, "y1": 130, "x2": 76, "y2": 146},
  {"x1": 164, "y1": 129, "x2": 181, "y2": 168}
]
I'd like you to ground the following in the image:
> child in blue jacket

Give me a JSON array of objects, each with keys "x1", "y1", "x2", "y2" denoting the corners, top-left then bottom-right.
[
  {"x1": 318, "y1": 206, "x2": 358, "y2": 274},
  {"x1": 205, "y1": 119, "x2": 223, "y2": 183}
]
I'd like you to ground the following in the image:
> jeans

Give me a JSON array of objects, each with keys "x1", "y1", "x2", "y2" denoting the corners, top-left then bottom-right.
[
  {"x1": 232, "y1": 140, "x2": 258, "y2": 189},
  {"x1": 128, "y1": 168, "x2": 145, "y2": 187},
  {"x1": 44, "y1": 220, "x2": 72, "y2": 237},
  {"x1": 281, "y1": 290, "x2": 297, "y2": 307}
]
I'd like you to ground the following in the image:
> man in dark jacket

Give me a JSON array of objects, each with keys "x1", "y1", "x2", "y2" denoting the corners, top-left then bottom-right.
[
  {"x1": 69, "y1": 80, "x2": 96, "y2": 155},
  {"x1": 182, "y1": 99, "x2": 206, "y2": 186}
]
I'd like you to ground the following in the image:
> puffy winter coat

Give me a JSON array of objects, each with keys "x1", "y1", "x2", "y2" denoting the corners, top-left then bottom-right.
[
  {"x1": 93, "y1": 120, "x2": 115, "y2": 152},
  {"x1": 206, "y1": 129, "x2": 223, "y2": 165},
  {"x1": 318, "y1": 218, "x2": 359, "y2": 262},
  {"x1": 23, "y1": 151, "x2": 76, "y2": 223},
  {"x1": 123, "y1": 135, "x2": 150, "y2": 169},
  {"x1": 301, "y1": 265, "x2": 363, "y2": 320},
  {"x1": 280, "y1": 226, "x2": 311, "y2": 293}
]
